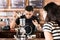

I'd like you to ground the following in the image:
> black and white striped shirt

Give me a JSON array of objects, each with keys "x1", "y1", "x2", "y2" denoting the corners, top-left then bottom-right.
[{"x1": 43, "y1": 21, "x2": 60, "y2": 40}]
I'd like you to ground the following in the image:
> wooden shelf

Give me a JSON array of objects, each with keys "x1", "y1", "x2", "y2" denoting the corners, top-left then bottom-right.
[{"x1": 0, "y1": 9, "x2": 25, "y2": 11}]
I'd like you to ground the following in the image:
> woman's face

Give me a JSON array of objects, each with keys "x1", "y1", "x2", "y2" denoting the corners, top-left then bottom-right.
[
  {"x1": 56, "y1": 15, "x2": 60, "y2": 22},
  {"x1": 55, "y1": 8, "x2": 60, "y2": 22},
  {"x1": 42, "y1": 10, "x2": 47, "y2": 20}
]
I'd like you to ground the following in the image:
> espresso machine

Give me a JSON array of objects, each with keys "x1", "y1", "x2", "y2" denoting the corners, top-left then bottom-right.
[
  {"x1": 14, "y1": 18, "x2": 27, "y2": 40},
  {"x1": 14, "y1": 12, "x2": 37, "y2": 40}
]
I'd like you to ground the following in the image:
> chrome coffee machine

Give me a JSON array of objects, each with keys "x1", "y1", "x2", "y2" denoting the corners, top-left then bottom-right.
[{"x1": 14, "y1": 18, "x2": 27, "y2": 40}]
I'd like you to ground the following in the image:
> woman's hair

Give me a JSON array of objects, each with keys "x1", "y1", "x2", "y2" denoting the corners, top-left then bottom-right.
[
  {"x1": 44, "y1": 2, "x2": 58, "y2": 21},
  {"x1": 44, "y1": 2, "x2": 60, "y2": 26}
]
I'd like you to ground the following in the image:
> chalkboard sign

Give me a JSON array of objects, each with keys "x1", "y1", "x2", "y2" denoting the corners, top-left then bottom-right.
[
  {"x1": 29, "y1": 0, "x2": 44, "y2": 8},
  {"x1": 0, "y1": 0, "x2": 7, "y2": 9},
  {"x1": 11, "y1": 0, "x2": 25, "y2": 9}
]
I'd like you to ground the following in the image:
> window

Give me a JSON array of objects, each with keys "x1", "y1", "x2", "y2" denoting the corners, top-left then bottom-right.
[{"x1": 29, "y1": 0, "x2": 44, "y2": 8}]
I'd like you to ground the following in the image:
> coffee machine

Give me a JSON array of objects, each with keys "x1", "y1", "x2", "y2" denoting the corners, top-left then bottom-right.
[{"x1": 14, "y1": 18, "x2": 27, "y2": 40}]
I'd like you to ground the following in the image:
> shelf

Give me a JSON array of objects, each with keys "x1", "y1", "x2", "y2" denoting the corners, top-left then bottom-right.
[{"x1": 0, "y1": 9, "x2": 25, "y2": 11}]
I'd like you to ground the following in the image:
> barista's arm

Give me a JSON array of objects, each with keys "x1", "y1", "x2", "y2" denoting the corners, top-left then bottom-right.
[
  {"x1": 10, "y1": 12, "x2": 20, "y2": 30},
  {"x1": 0, "y1": 22, "x2": 6, "y2": 27},
  {"x1": 32, "y1": 20, "x2": 42, "y2": 31}
]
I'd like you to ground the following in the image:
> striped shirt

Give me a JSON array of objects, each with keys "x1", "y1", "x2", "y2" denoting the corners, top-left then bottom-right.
[{"x1": 43, "y1": 21, "x2": 60, "y2": 40}]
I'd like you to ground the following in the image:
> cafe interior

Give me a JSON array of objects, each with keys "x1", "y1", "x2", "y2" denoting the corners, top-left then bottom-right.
[{"x1": 0, "y1": 0, "x2": 60, "y2": 40}]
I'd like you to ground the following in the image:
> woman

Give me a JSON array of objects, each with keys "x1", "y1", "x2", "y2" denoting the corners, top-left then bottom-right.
[{"x1": 43, "y1": 2, "x2": 60, "y2": 40}]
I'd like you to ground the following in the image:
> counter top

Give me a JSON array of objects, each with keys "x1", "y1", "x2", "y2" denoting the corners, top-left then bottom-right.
[{"x1": 0, "y1": 38, "x2": 45, "y2": 40}]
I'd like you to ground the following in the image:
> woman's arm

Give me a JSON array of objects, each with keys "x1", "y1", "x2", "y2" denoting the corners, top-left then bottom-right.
[{"x1": 44, "y1": 31, "x2": 53, "y2": 40}]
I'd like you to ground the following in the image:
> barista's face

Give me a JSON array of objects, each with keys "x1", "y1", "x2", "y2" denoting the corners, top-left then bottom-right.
[{"x1": 25, "y1": 11, "x2": 33, "y2": 19}]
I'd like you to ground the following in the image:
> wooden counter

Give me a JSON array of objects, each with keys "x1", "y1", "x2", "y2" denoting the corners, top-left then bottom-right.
[
  {"x1": 0, "y1": 38, "x2": 45, "y2": 40},
  {"x1": 0, "y1": 30, "x2": 16, "y2": 38}
]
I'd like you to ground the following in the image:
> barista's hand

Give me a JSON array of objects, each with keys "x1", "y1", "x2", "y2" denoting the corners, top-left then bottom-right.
[
  {"x1": 32, "y1": 20, "x2": 42, "y2": 31},
  {"x1": 32, "y1": 20, "x2": 39, "y2": 27},
  {"x1": 13, "y1": 12, "x2": 21, "y2": 20}
]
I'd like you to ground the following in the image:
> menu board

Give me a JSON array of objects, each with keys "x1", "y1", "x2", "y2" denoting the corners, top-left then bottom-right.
[
  {"x1": 29, "y1": 0, "x2": 44, "y2": 8},
  {"x1": 11, "y1": 0, "x2": 25, "y2": 9},
  {"x1": 0, "y1": 0, "x2": 7, "y2": 9}
]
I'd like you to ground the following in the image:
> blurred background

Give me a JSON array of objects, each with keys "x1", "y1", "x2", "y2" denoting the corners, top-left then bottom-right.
[{"x1": 0, "y1": 0, "x2": 60, "y2": 40}]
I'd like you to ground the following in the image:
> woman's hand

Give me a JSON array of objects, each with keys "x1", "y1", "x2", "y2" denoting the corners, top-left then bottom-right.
[{"x1": 44, "y1": 31, "x2": 53, "y2": 40}]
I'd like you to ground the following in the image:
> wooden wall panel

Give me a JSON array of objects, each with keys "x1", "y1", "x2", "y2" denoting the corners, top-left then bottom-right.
[{"x1": 44, "y1": 0, "x2": 60, "y2": 6}]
